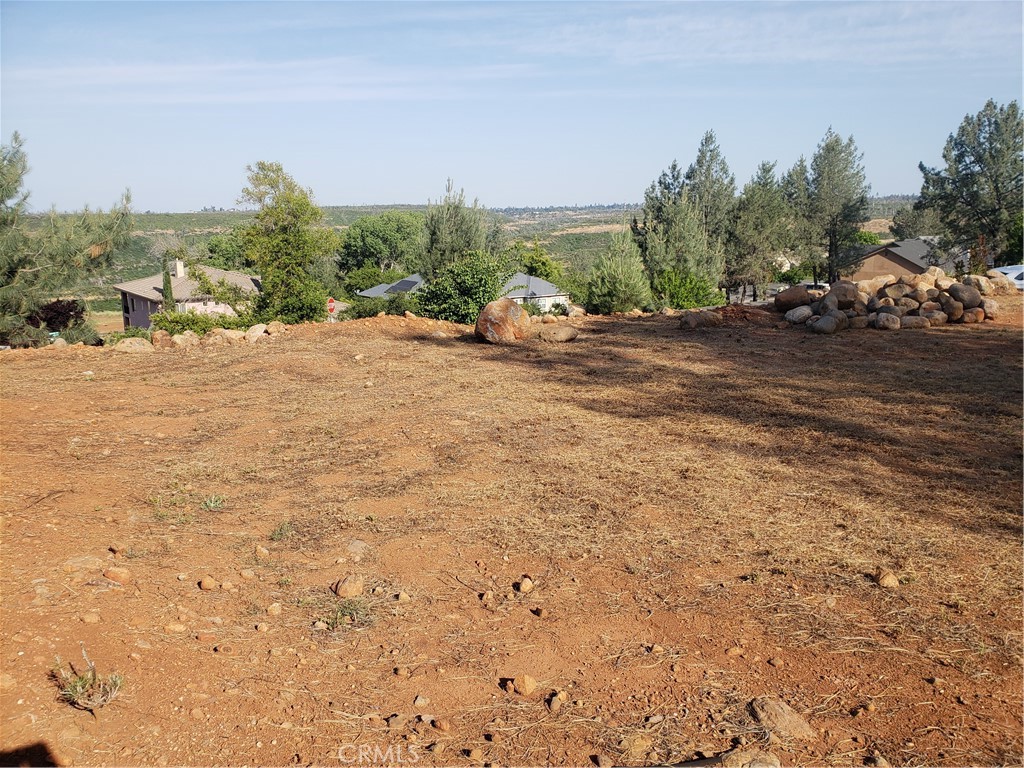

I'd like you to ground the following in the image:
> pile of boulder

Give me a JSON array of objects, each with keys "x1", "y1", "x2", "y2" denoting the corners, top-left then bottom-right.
[
  {"x1": 474, "y1": 298, "x2": 579, "y2": 344},
  {"x1": 113, "y1": 321, "x2": 288, "y2": 352},
  {"x1": 773, "y1": 267, "x2": 1014, "y2": 334}
]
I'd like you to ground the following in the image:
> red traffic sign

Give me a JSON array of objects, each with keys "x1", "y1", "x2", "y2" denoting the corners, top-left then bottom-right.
[{"x1": 327, "y1": 297, "x2": 336, "y2": 314}]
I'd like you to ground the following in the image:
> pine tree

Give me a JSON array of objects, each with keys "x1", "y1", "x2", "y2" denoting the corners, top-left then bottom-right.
[
  {"x1": 726, "y1": 161, "x2": 790, "y2": 300},
  {"x1": 0, "y1": 133, "x2": 132, "y2": 346},
  {"x1": 918, "y1": 99, "x2": 1023, "y2": 266},
  {"x1": 685, "y1": 130, "x2": 736, "y2": 249},
  {"x1": 809, "y1": 129, "x2": 870, "y2": 283},
  {"x1": 585, "y1": 230, "x2": 652, "y2": 314}
]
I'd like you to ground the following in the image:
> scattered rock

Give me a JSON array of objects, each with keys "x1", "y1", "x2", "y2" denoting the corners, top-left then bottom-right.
[
  {"x1": 164, "y1": 623, "x2": 188, "y2": 633},
  {"x1": 517, "y1": 576, "x2": 535, "y2": 594},
  {"x1": 413, "y1": 695, "x2": 430, "y2": 708},
  {"x1": 748, "y1": 696, "x2": 816, "y2": 741},
  {"x1": 539, "y1": 324, "x2": 579, "y2": 343},
  {"x1": 151, "y1": 329, "x2": 174, "y2": 349},
  {"x1": 475, "y1": 298, "x2": 531, "y2": 344},
  {"x1": 512, "y1": 674, "x2": 538, "y2": 695},
  {"x1": 267, "y1": 321, "x2": 286, "y2": 335},
  {"x1": 244, "y1": 324, "x2": 268, "y2": 343},
  {"x1": 266, "y1": 602, "x2": 282, "y2": 616},
  {"x1": 254, "y1": 545, "x2": 270, "y2": 559},
  {"x1": 82, "y1": 611, "x2": 101, "y2": 624},
  {"x1": 199, "y1": 576, "x2": 220, "y2": 591},
  {"x1": 680, "y1": 309, "x2": 724, "y2": 330},
  {"x1": 432, "y1": 718, "x2": 451, "y2": 732},
  {"x1": 114, "y1": 337, "x2": 154, "y2": 353},
  {"x1": 331, "y1": 574, "x2": 364, "y2": 598},
  {"x1": 874, "y1": 568, "x2": 900, "y2": 589},
  {"x1": 103, "y1": 566, "x2": 132, "y2": 585},
  {"x1": 396, "y1": 591, "x2": 411, "y2": 603},
  {"x1": 721, "y1": 747, "x2": 782, "y2": 768}
]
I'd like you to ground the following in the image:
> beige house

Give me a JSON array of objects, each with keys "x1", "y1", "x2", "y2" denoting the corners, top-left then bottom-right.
[
  {"x1": 845, "y1": 238, "x2": 957, "y2": 282},
  {"x1": 114, "y1": 260, "x2": 261, "y2": 329}
]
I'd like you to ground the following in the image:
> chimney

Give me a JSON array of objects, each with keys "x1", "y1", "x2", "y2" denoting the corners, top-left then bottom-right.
[{"x1": 174, "y1": 259, "x2": 186, "y2": 278}]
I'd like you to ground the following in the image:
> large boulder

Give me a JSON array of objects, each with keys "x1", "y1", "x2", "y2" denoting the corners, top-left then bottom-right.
[
  {"x1": 947, "y1": 283, "x2": 982, "y2": 309},
  {"x1": 856, "y1": 274, "x2": 896, "y2": 297},
  {"x1": 881, "y1": 283, "x2": 913, "y2": 300},
  {"x1": 680, "y1": 310, "x2": 724, "y2": 330},
  {"x1": 900, "y1": 315, "x2": 930, "y2": 329},
  {"x1": 150, "y1": 329, "x2": 174, "y2": 349},
  {"x1": 244, "y1": 324, "x2": 268, "y2": 343},
  {"x1": 876, "y1": 304, "x2": 905, "y2": 317},
  {"x1": 962, "y1": 275, "x2": 994, "y2": 296},
  {"x1": 475, "y1": 298, "x2": 531, "y2": 344},
  {"x1": 874, "y1": 313, "x2": 901, "y2": 331},
  {"x1": 921, "y1": 310, "x2": 948, "y2": 326},
  {"x1": 828, "y1": 280, "x2": 858, "y2": 309},
  {"x1": 984, "y1": 272, "x2": 1018, "y2": 295},
  {"x1": 980, "y1": 298, "x2": 999, "y2": 320},
  {"x1": 809, "y1": 309, "x2": 849, "y2": 335},
  {"x1": 267, "y1": 320, "x2": 287, "y2": 335},
  {"x1": 171, "y1": 330, "x2": 200, "y2": 348},
  {"x1": 818, "y1": 292, "x2": 840, "y2": 314},
  {"x1": 937, "y1": 294, "x2": 964, "y2": 321},
  {"x1": 773, "y1": 284, "x2": 810, "y2": 313},
  {"x1": 784, "y1": 306, "x2": 814, "y2": 324},
  {"x1": 114, "y1": 337, "x2": 154, "y2": 353},
  {"x1": 935, "y1": 276, "x2": 955, "y2": 290}
]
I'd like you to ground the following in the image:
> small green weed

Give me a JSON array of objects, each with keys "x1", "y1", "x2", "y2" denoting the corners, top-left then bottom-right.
[
  {"x1": 269, "y1": 520, "x2": 295, "y2": 542},
  {"x1": 321, "y1": 598, "x2": 374, "y2": 630},
  {"x1": 200, "y1": 495, "x2": 225, "y2": 512},
  {"x1": 51, "y1": 647, "x2": 123, "y2": 713}
]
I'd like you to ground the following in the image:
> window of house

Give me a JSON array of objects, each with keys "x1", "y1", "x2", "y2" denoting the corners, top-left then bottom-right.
[{"x1": 130, "y1": 297, "x2": 136, "y2": 311}]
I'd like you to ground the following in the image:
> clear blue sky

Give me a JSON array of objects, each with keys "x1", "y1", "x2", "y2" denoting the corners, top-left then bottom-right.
[{"x1": 2, "y1": 1, "x2": 1021, "y2": 213}]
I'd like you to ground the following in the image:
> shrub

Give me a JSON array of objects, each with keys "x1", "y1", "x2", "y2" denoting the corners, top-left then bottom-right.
[
  {"x1": 103, "y1": 326, "x2": 151, "y2": 346},
  {"x1": 148, "y1": 310, "x2": 249, "y2": 336},
  {"x1": 585, "y1": 233, "x2": 652, "y2": 314},
  {"x1": 417, "y1": 251, "x2": 514, "y2": 324},
  {"x1": 59, "y1": 320, "x2": 100, "y2": 346},
  {"x1": 343, "y1": 293, "x2": 421, "y2": 320},
  {"x1": 549, "y1": 302, "x2": 569, "y2": 317},
  {"x1": 521, "y1": 300, "x2": 543, "y2": 317},
  {"x1": 651, "y1": 269, "x2": 724, "y2": 309}
]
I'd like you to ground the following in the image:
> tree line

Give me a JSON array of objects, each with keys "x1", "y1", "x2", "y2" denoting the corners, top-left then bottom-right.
[{"x1": 1, "y1": 99, "x2": 1020, "y2": 345}]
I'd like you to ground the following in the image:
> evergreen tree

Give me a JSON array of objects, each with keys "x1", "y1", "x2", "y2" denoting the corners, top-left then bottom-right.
[
  {"x1": 0, "y1": 133, "x2": 133, "y2": 346},
  {"x1": 889, "y1": 205, "x2": 946, "y2": 241},
  {"x1": 585, "y1": 230, "x2": 652, "y2": 314},
  {"x1": 809, "y1": 129, "x2": 870, "y2": 283},
  {"x1": 237, "y1": 161, "x2": 331, "y2": 323},
  {"x1": 918, "y1": 99, "x2": 1023, "y2": 265},
  {"x1": 726, "y1": 161, "x2": 790, "y2": 300},
  {"x1": 632, "y1": 160, "x2": 723, "y2": 287},
  {"x1": 416, "y1": 180, "x2": 503, "y2": 278},
  {"x1": 685, "y1": 130, "x2": 736, "y2": 248},
  {"x1": 781, "y1": 156, "x2": 824, "y2": 283}
]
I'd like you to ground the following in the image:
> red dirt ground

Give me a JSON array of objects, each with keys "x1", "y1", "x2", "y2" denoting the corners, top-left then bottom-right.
[{"x1": 2, "y1": 301, "x2": 1021, "y2": 767}]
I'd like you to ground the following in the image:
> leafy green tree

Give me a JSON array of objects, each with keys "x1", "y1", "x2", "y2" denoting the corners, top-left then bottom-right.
[
  {"x1": 854, "y1": 230, "x2": 882, "y2": 245},
  {"x1": 889, "y1": 204, "x2": 946, "y2": 241},
  {"x1": 685, "y1": 130, "x2": 736, "y2": 248},
  {"x1": 918, "y1": 99, "x2": 1023, "y2": 264},
  {"x1": 585, "y1": 231, "x2": 652, "y2": 314},
  {"x1": 417, "y1": 250, "x2": 514, "y2": 324},
  {"x1": 0, "y1": 133, "x2": 133, "y2": 346},
  {"x1": 204, "y1": 230, "x2": 251, "y2": 272},
  {"x1": 416, "y1": 180, "x2": 504, "y2": 279},
  {"x1": 339, "y1": 210, "x2": 425, "y2": 272},
  {"x1": 651, "y1": 268, "x2": 724, "y2": 309},
  {"x1": 809, "y1": 129, "x2": 870, "y2": 282},
  {"x1": 726, "y1": 161, "x2": 790, "y2": 300},
  {"x1": 237, "y1": 161, "x2": 330, "y2": 323},
  {"x1": 509, "y1": 240, "x2": 564, "y2": 284}
]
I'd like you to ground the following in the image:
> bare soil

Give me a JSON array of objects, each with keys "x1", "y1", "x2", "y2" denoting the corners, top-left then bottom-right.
[{"x1": 2, "y1": 300, "x2": 1022, "y2": 767}]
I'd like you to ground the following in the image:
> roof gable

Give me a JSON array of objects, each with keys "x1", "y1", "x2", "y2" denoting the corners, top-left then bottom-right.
[{"x1": 114, "y1": 265, "x2": 261, "y2": 303}]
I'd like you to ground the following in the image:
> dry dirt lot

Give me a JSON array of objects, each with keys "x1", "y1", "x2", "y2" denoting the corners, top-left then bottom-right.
[{"x1": 1, "y1": 300, "x2": 1022, "y2": 768}]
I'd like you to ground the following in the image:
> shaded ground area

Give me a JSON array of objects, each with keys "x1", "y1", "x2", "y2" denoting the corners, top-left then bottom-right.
[{"x1": 2, "y1": 300, "x2": 1022, "y2": 767}]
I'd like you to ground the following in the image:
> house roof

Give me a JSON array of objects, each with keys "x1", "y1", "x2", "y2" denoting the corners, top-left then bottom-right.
[
  {"x1": 114, "y1": 265, "x2": 261, "y2": 303},
  {"x1": 355, "y1": 273, "x2": 425, "y2": 298},
  {"x1": 501, "y1": 272, "x2": 568, "y2": 300},
  {"x1": 859, "y1": 237, "x2": 958, "y2": 273}
]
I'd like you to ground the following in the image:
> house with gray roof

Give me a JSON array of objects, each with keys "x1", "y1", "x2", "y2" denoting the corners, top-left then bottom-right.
[
  {"x1": 356, "y1": 273, "x2": 425, "y2": 299},
  {"x1": 846, "y1": 238, "x2": 959, "y2": 281},
  {"x1": 500, "y1": 272, "x2": 571, "y2": 312},
  {"x1": 114, "y1": 260, "x2": 261, "y2": 329}
]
